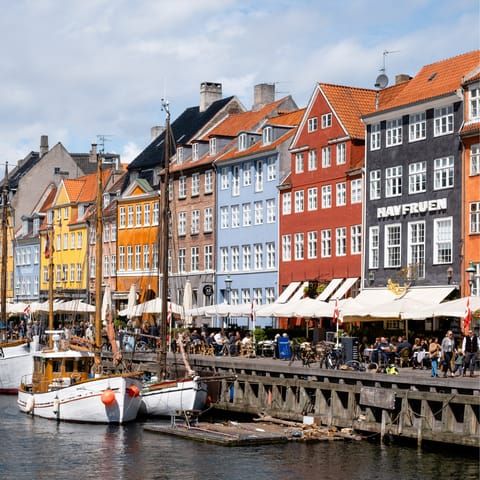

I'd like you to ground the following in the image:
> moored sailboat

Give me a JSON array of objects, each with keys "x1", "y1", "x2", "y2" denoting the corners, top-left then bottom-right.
[
  {"x1": 17, "y1": 150, "x2": 143, "y2": 423},
  {"x1": 139, "y1": 102, "x2": 208, "y2": 417}
]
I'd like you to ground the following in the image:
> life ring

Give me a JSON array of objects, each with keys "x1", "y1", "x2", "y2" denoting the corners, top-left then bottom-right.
[{"x1": 25, "y1": 395, "x2": 35, "y2": 413}]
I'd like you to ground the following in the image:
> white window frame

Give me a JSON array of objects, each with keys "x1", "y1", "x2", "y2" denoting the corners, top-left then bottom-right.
[
  {"x1": 191, "y1": 173, "x2": 200, "y2": 196},
  {"x1": 321, "y1": 185, "x2": 332, "y2": 208},
  {"x1": 471, "y1": 144, "x2": 480, "y2": 175},
  {"x1": 308, "y1": 117, "x2": 318, "y2": 132},
  {"x1": 204, "y1": 170, "x2": 213, "y2": 193},
  {"x1": 178, "y1": 176, "x2": 187, "y2": 198},
  {"x1": 409, "y1": 112, "x2": 426, "y2": 142},
  {"x1": 321, "y1": 229, "x2": 331, "y2": 258},
  {"x1": 384, "y1": 224, "x2": 401, "y2": 268},
  {"x1": 434, "y1": 105, "x2": 454, "y2": 136},
  {"x1": 408, "y1": 161, "x2": 426, "y2": 194},
  {"x1": 335, "y1": 227, "x2": 346, "y2": 257},
  {"x1": 294, "y1": 190, "x2": 304, "y2": 213},
  {"x1": 282, "y1": 235, "x2": 291, "y2": 262},
  {"x1": 470, "y1": 201, "x2": 480, "y2": 234},
  {"x1": 307, "y1": 231, "x2": 317, "y2": 259},
  {"x1": 434, "y1": 156, "x2": 454, "y2": 190},
  {"x1": 433, "y1": 217, "x2": 452, "y2": 264},
  {"x1": 370, "y1": 123, "x2": 381, "y2": 151},
  {"x1": 336, "y1": 142, "x2": 346, "y2": 165},
  {"x1": 307, "y1": 187, "x2": 317, "y2": 211},
  {"x1": 308, "y1": 149, "x2": 317, "y2": 171},
  {"x1": 321, "y1": 113, "x2": 332, "y2": 128},
  {"x1": 351, "y1": 225, "x2": 362, "y2": 255},
  {"x1": 242, "y1": 203, "x2": 251, "y2": 226},
  {"x1": 178, "y1": 211, "x2": 187, "y2": 236},
  {"x1": 295, "y1": 153, "x2": 304, "y2": 173},
  {"x1": 368, "y1": 226, "x2": 379, "y2": 269},
  {"x1": 386, "y1": 118, "x2": 403, "y2": 147},
  {"x1": 385, "y1": 166, "x2": 402, "y2": 197},
  {"x1": 407, "y1": 221, "x2": 425, "y2": 279},
  {"x1": 336, "y1": 182, "x2": 346, "y2": 206},
  {"x1": 282, "y1": 192, "x2": 291, "y2": 215},
  {"x1": 294, "y1": 233, "x2": 304, "y2": 260},
  {"x1": 322, "y1": 146, "x2": 331, "y2": 168}
]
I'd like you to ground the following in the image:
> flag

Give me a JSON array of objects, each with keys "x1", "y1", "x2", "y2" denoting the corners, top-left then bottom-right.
[
  {"x1": 332, "y1": 298, "x2": 341, "y2": 324},
  {"x1": 167, "y1": 302, "x2": 172, "y2": 325},
  {"x1": 44, "y1": 233, "x2": 53, "y2": 259},
  {"x1": 463, "y1": 297, "x2": 472, "y2": 333},
  {"x1": 24, "y1": 304, "x2": 31, "y2": 319}
]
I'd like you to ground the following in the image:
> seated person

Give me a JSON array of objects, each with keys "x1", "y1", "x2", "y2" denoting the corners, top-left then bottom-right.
[
  {"x1": 377, "y1": 337, "x2": 393, "y2": 363},
  {"x1": 395, "y1": 336, "x2": 412, "y2": 357}
]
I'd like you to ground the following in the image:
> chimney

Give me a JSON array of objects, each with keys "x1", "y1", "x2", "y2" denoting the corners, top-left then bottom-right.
[
  {"x1": 395, "y1": 74, "x2": 412, "y2": 85},
  {"x1": 151, "y1": 126, "x2": 165, "y2": 140},
  {"x1": 253, "y1": 83, "x2": 275, "y2": 111},
  {"x1": 90, "y1": 144, "x2": 97, "y2": 163},
  {"x1": 40, "y1": 135, "x2": 49, "y2": 157},
  {"x1": 200, "y1": 82, "x2": 222, "y2": 112}
]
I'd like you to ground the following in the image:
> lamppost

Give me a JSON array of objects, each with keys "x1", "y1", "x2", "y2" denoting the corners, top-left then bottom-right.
[
  {"x1": 224, "y1": 275, "x2": 232, "y2": 330},
  {"x1": 466, "y1": 261, "x2": 476, "y2": 295}
]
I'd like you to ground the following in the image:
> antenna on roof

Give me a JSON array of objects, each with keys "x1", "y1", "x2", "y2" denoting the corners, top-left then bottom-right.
[
  {"x1": 374, "y1": 50, "x2": 399, "y2": 89},
  {"x1": 96, "y1": 135, "x2": 113, "y2": 154}
]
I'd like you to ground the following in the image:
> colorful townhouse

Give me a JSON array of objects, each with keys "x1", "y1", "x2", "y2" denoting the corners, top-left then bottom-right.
[
  {"x1": 361, "y1": 51, "x2": 479, "y2": 314},
  {"x1": 279, "y1": 83, "x2": 378, "y2": 319}
]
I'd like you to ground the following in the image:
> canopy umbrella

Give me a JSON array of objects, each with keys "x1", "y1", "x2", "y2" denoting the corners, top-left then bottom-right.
[
  {"x1": 118, "y1": 297, "x2": 182, "y2": 317},
  {"x1": 415, "y1": 296, "x2": 480, "y2": 319},
  {"x1": 55, "y1": 299, "x2": 95, "y2": 313},
  {"x1": 101, "y1": 284, "x2": 112, "y2": 326},
  {"x1": 186, "y1": 303, "x2": 255, "y2": 318},
  {"x1": 126, "y1": 284, "x2": 137, "y2": 321},
  {"x1": 182, "y1": 280, "x2": 193, "y2": 326}
]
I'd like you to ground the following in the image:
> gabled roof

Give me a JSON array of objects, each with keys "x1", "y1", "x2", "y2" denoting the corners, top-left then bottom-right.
[
  {"x1": 319, "y1": 84, "x2": 377, "y2": 139},
  {"x1": 128, "y1": 96, "x2": 239, "y2": 171},
  {"x1": 368, "y1": 50, "x2": 480, "y2": 115}
]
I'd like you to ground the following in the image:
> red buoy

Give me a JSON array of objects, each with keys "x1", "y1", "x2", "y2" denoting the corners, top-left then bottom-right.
[
  {"x1": 101, "y1": 389, "x2": 116, "y2": 405},
  {"x1": 127, "y1": 385, "x2": 140, "y2": 398}
]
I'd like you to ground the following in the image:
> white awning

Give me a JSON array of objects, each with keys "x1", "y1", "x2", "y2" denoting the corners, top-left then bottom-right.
[
  {"x1": 275, "y1": 281, "x2": 301, "y2": 303},
  {"x1": 317, "y1": 278, "x2": 343, "y2": 301},
  {"x1": 331, "y1": 277, "x2": 358, "y2": 300},
  {"x1": 289, "y1": 282, "x2": 309, "y2": 302}
]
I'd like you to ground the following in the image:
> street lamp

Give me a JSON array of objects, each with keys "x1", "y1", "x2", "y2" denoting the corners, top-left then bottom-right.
[
  {"x1": 225, "y1": 275, "x2": 232, "y2": 304},
  {"x1": 466, "y1": 261, "x2": 476, "y2": 295}
]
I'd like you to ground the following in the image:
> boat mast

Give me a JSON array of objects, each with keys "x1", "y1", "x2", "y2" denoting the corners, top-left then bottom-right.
[
  {"x1": 94, "y1": 146, "x2": 103, "y2": 350},
  {"x1": 158, "y1": 100, "x2": 171, "y2": 380},
  {"x1": 1, "y1": 164, "x2": 8, "y2": 338}
]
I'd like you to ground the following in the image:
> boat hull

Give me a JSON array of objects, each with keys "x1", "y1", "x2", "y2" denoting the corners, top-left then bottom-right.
[
  {"x1": 140, "y1": 377, "x2": 208, "y2": 416},
  {"x1": 0, "y1": 341, "x2": 34, "y2": 394},
  {"x1": 18, "y1": 375, "x2": 143, "y2": 424}
]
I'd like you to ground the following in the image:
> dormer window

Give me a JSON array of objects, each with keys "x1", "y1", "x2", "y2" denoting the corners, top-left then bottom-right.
[
  {"x1": 238, "y1": 133, "x2": 248, "y2": 151},
  {"x1": 33, "y1": 218, "x2": 40, "y2": 235},
  {"x1": 321, "y1": 113, "x2": 332, "y2": 129},
  {"x1": 263, "y1": 126, "x2": 273, "y2": 145},
  {"x1": 177, "y1": 146, "x2": 184, "y2": 164},
  {"x1": 209, "y1": 138, "x2": 217, "y2": 156},
  {"x1": 469, "y1": 87, "x2": 479, "y2": 121},
  {"x1": 192, "y1": 143, "x2": 199, "y2": 161}
]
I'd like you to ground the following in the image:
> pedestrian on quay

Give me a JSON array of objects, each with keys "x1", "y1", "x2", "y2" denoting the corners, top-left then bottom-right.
[
  {"x1": 462, "y1": 329, "x2": 478, "y2": 377},
  {"x1": 429, "y1": 337, "x2": 441, "y2": 377},
  {"x1": 441, "y1": 330, "x2": 455, "y2": 377}
]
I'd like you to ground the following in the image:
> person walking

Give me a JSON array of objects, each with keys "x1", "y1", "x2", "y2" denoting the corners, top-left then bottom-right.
[
  {"x1": 429, "y1": 337, "x2": 441, "y2": 377},
  {"x1": 462, "y1": 329, "x2": 478, "y2": 377},
  {"x1": 441, "y1": 330, "x2": 455, "y2": 377}
]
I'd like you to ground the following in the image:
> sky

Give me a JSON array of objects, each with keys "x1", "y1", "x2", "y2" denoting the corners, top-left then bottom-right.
[{"x1": 0, "y1": 0, "x2": 478, "y2": 168}]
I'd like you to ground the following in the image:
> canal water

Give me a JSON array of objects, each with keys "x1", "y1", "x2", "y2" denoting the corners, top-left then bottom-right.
[{"x1": 0, "y1": 395, "x2": 478, "y2": 480}]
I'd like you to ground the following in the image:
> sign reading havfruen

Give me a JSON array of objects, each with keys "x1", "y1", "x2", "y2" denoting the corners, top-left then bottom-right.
[{"x1": 377, "y1": 198, "x2": 447, "y2": 219}]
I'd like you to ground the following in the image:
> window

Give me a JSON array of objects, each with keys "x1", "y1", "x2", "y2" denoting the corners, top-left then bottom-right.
[
  {"x1": 243, "y1": 162, "x2": 251, "y2": 186},
  {"x1": 135, "y1": 245, "x2": 141, "y2": 270},
  {"x1": 242, "y1": 244, "x2": 251, "y2": 270},
  {"x1": 433, "y1": 217, "x2": 452, "y2": 264},
  {"x1": 63, "y1": 233, "x2": 68, "y2": 250},
  {"x1": 242, "y1": 289, "x2": 251, "y2": 304},
  {"x1": 254, "y1": 243, "x2": 263, "y2": 270},
  {"x1": 111, "y1": 224, "x2": 116, "y2": 242},
  {"x1": 255, "y1": 160, "x2": 263, "y2": 192},
  {"x1": 470, "y1": 87, "x2": 480, "y2": 121},
  {"x1": 321, "y1": 185, "x2": 332, "y2": 208},
  {"x1": 191, "y1": 247, "x2": 199, "y2": 272},
  {"x1": 470, "y1": 202, "x2": 480, "y2": 234},
  {"x1": 308, "y1": 117, "x2": 318, "y2": 132},
  {"x1": 321, "y1": 113, "x2": 332, "y2": 128},
  {"x1": 335, "y1": 227, "x2": 346, "y2": 256},
  {"x1": 266, "y1": 242, "x2": 275, "y2": 268},
  {"x1": 336, "y1": 143, "x2": 346, "y2": 165},
  {"x1": 220, "y1": 167, "x2": 229, "y2": 190},
  {"x1": 127, "y1": 206, "x2": 134, "y2": 227},
  {"x1": 294, "y1": 190, "x2": 304, "y2": 213},
  {"x1": 192, "y1": 143, "x2": 199, "y2": 161},
  {"x1": 143, "y1": 245, "x2": 150, "y2": 270},
  {"x1": 232, "y1": 166, "x2": 240, "y2": 196},
  {"x1": 386, "y1": 118, "x2": 402, "y2": 147},
  {"x1": 127, "y1": 245, "x2": 133, "y2": 270},
  {"x1": 370, "y1": 123, "x2": 381, "y2": 150},
  {"x1": 385, "y1": 224, "x2": 401, "y2": 267},
  {"x1": 321, "y1": 230, "x2": 332, "y2": 258},
  {"x1": 238, "y1": 133, "x2": 248, "y2": 151},
  {"x1": 386, "y1": 166, "x2": 402, "y2": 197},
  {"x1": 282, "y1": 234, "x2": 291, "y2": 261},
  {"x1": 409, "y1": 112, "x2": 426, "y2": 142},
  {"x1": 204, "y1": 207, "x2": 213, "y2": 232},
  {"x1": 434, "y1": 156, "x2": 454, "y2": 189},
  {"x1": 119, "y1": 246, "x2": 125, "y2": 271},
  {"x1": 153, "y1": 202, "x2": 159, "y2": 225},
  {"x1": 294, "y1": 233, "x2": 304, "y2": 260},
  {"x1": 178, "y1": 212, "x2": 187, "y2": 235},
  {"x1": 295, "y1": 153, "x2": 304, "y2": 173},
  {"x1": 177, "y1": 147, "x2": 184, "y2": 163},
  {"x1": 308, "y1": 149, "x2": 317, "y2": 171},
  {"x1": 191, "y1": 173, "x2": 200, "y2": 196},
  {"x1": 204, "y1": 170, "x2": 213, "y2": 193},
  {"x1": 307, "y1": 231, "x2": 317, "y2": 259},
  {"x1": 76, "y1": 264, "x2": 82, "y2": 282},
  {"x1": 407, "y1": 161, "x2": 426, "y2": 194},
  {"x1": 408, "y1": 221, "x2": 425, "y2": 278},
  {"x1": 254, "y1": 201, "x2": 263, "y2": 224},
  {"x1": 231, "y1": 205, "x2": 240, "y2": 228},
  {"x1": 336, "y1": 182, "x2": 346, "y2": 206},
  {"x1": 434, "y1": 105, "x2": 454, "y2": 136},
  {"x1": 178, "y1": 176, "x2": 187, "y2": 198},
  {"x1": 266, "y1": 199, "x2": 275, "y2": 223},
  {"x1": 242, "y1": 203, "x2": 251, "y2": 226},
  {"x1": 307, "y1": 188, "x2": 317, "y2": 211},
  {"x1": 135, "y1": 205, "x2": 142, "y2": 226},
  {"x1": 267, "y1": 158, "x2": 276, "y2": 181},
  {"x1": 178, "y1": 248, "x2": 186, "y2": 273},
  {"x1": 322, "y1": 146, "x2": 331, "y2": 168},
  {"x1": 351, "y1": 179, "x2": 362, "y2": 204},
  {"x1": 368, "y1": 226, "x2": 379, "y2": 269},
  {"x1": 204, "y1": 245, "x2": 213, "y2": 271},
  {"x1": 282, "y1": 192, "x2": 291, "y2": 215},
  {"x1": 220, "y1": 206, "x2": 229, "y2": 229},
  {"x1": 209, "y1": 137, "x2": 216, "y2": 156},
  {"x1": 191, "y1": 209, "x2": 200, "y2": 234},
  {"x1": 263, "y1": 126, "x2": 273, "y2": 144},
  {"x1": 351, "y1": 225, "x2": 362, "y2": 255},
  {"x1": 369, "y1": 170, "x2": 381, "y2": 200},
  {"x1": 144, "y1": 203, "x2": 151, "y2": 225},
  {"x1": 471, "y1": 144, "x2": 480, "y2": 175}
]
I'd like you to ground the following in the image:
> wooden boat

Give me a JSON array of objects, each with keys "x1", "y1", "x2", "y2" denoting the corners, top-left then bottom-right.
[
  {"x1": 17, "y1": 150, "x2": 143, "y2": 423},
  {"x1": 139, "y1": 102, "x2": 207, "y2": 417}
]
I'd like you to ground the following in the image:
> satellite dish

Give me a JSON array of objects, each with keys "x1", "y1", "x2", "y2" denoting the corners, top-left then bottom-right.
[{"x1": 375, "y1": 73, "x2": 389, "y2": 89}]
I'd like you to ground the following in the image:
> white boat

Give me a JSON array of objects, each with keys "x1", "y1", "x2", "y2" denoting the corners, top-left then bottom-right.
[
  {"x1": 139, "y1": 102, "x2": 208, "y2": 417},
  {"x1": 17, "y1": 332, "x2": 142, "y2": 423},
  {"x1": 0, "y1": 338, "x2": 37, "y2": 393},
  {"x1": 17, "y1": 150, "x2": 144, "y2": 424}
]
